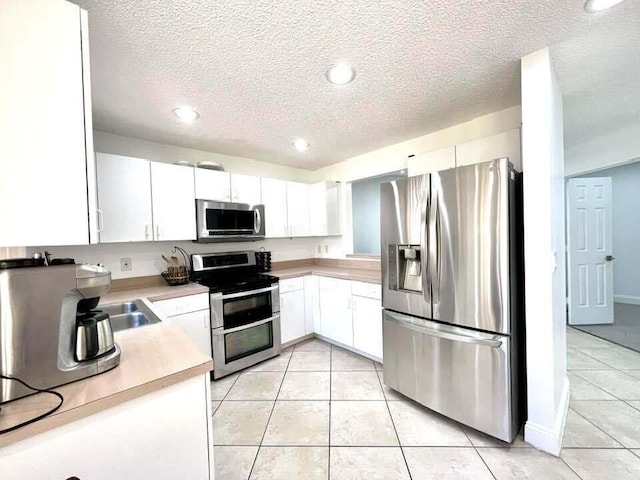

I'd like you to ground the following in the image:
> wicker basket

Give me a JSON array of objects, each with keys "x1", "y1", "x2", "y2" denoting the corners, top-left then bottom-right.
[{"x1": 161, "y1": 265, "x2": 189, "y2": 286}]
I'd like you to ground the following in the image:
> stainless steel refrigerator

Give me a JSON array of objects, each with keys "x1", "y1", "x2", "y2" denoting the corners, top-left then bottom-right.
[{"x1": 381, "y1": 157, "x2": 524, "y2": 442}]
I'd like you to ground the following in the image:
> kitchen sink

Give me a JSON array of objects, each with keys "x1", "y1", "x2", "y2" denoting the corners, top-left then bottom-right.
[{"x1": 99, "y1": 300, "x2": 161, "y2": 332}]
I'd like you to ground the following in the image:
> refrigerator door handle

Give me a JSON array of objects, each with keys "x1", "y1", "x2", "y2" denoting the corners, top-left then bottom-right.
[
  {"x1": 421, "y1": 185, "x2": 430, "y2": 301},
  {"x1": 429, "y1": 178, "x2": 440, "y2": 313},
  {"x1": 385, "y1": 311, "x2": 503, "y2": 348}
]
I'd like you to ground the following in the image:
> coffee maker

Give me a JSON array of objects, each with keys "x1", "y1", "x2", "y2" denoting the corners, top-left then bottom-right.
[{"x1": 0, "y1": 260, "x2": 121, "y2": 403}]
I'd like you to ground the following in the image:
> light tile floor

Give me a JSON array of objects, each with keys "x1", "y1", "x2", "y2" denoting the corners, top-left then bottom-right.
[{"x1": 211, "y1": 331, "x2": 640, "y2": 479}]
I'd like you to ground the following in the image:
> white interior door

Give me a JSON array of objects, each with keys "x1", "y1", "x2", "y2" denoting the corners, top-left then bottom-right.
[{"x1": 567, "y1": 177, "x2": 614, "y2": 325}]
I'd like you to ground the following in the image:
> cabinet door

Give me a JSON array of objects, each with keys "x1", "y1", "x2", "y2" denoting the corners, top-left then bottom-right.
[
  {"x1": 194, "y1": 169, "x2": 231, "y2": 201},
  {"x1": 319, "y1": 284, "x2": 353, "y2": 346},
  {"x1": 352, "y1": 296, "x2": 383, "y2": 359},
  {"x1": 169, "y1": 310, "x2": 212, "y2": 356},
  {"x1": 96, "y1": 153, "x2": 153, "y2": 243},
  {"x1": 408, "y1": 146, "x2": 456, "y2": 176},
  {"x1": 456, "y1": 129, "x2": 521, "y2": 172},
  {"x1": 280, "y1": 289, "x2": 306, "y2": 344},
  {"x1": 261, "y1": 178, "x2": 288, "y2": 238},
  {"x1": 304, "y1": 275, "x2": 319, "y2": 335},
  {"x1": 0, "y1": 0, "x2": 91, "y2": 247},
  {"x1": 151, "y1": 163, "x2": 196, "y2": 241},
  {"x1": 0, "y1": 376, "x2": 211, "y2": 480},
  {"x1": 309, "y1": 182, "x2": 341, "y2": 236},
  {"x1": 231, "y1": 174, "x2": 261, "y2": 205},
  {"x1": 286, "y1": 181, "x2": 310, "y2": 237}
]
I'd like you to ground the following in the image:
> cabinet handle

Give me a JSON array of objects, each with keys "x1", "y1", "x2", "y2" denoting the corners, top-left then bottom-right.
[
  {"x1": 156, "y1": 225, "x2": 160, "y2": 240},
  {"x1": 96, "y1": 209, "x2": 104, "y2": 232},
  {"x1": 145, "y1": 224, "x2": 150, "y2": 240},
  {"x1": 224, "y1": 188, "x2": 230, "y2": 201}
]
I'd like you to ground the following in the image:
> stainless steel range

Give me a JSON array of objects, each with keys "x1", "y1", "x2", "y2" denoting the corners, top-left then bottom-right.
[{"x1": 191, "y1": 251, "x2": 280, "y2": 379}]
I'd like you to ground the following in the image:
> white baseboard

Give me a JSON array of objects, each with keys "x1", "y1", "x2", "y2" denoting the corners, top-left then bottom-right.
[
  {"x1": 524, "y1": 376, "x2": 570, "y2": 456},
  {"x1": 614, "y1": 295, "x2": 640, "y2": 305}
]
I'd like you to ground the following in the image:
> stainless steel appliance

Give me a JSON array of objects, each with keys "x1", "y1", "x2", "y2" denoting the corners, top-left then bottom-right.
[
  {"x1": 195, "y1": 199, "x2": 265, "y2": 242},
  {"x1": 0, "y1": 261, "x2": 121, "y2": 403},
  {"x1": 381, "y1": 158, "x2": 524, "y2": 442},
  {"x1": 192, "y1": 251, "x2": 280, "y2": 379}
]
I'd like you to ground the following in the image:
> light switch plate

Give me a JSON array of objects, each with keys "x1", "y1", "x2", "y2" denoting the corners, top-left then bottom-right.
[{"x1": 120, "y1": 257, "x2": 132, "y2": 271}]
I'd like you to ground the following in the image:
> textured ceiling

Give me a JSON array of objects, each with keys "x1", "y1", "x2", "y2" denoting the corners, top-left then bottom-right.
[
  {"x1": 551, "y1": 10, "x2": 640, "y2": 147},
  {"x1": 73, "y1": 0, "x2": 640, "y2": 168}
]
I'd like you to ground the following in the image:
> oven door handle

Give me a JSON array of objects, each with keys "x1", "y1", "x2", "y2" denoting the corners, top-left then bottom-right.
[
  {"x1": 211, "y1": 314, "x2": 279, "y2": 335},
  {"x1": 222, "y1": 284, "x2": 278, "y2": 300}
]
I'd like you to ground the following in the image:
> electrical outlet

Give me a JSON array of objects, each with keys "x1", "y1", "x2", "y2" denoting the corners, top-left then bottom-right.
[
  {"x1": 120, "y1": 257, "x2": 132, "y2": 271},
  {"x1": 324, "y1": 245, "x2": 329, "y2": 253}
]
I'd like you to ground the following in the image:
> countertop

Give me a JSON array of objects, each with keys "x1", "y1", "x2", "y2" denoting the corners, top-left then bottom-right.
[
  {"x1": 0, "y1": 297, "x2": 213, "y2": 448},
  {"x1": 271, "y1": 265, "x2": 381, "y2": 284},
  {"x1": 100, "y1": 281, "x2": 209, "y2": 304}
]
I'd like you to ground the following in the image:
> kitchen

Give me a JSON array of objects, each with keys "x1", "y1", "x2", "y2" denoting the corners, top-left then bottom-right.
[{"x1": 2, "y1": 0, "x2": 639, "y2": 479}]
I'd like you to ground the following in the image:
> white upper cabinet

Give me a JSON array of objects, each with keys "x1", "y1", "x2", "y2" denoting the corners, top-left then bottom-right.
[
  {"x1": 96, "y1": 153, "x2": 153, "y2": 243},
  {"x1": 408, "y1": 146, "x2": 456, "y2": 176},
  {"x1": 151, "y1": 163, "x2": 196, "y2": 241},
  {"x1": 231, "y1": 174, "x2": 261, "y2": 205},
  {"x1": 456, "y1": 128, "x2": 522, "y2": 172},
  {"x1": 0, "y1": 0, "x2": 95, "y2": 247},
  {"x1": 194, "y1": 169, "x2": 231, "y2": 201},
  {"x1": 261, "y1": 178, "x2": 288, "y2": 238},
  {"x1": 286, "y1": 181, "x2": 311, "y2": 237},
  {"x1": 309, "y1": 182, "x2": 342, "y2": 236}
]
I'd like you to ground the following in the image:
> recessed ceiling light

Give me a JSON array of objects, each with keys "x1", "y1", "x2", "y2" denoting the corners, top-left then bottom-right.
[
  {"x1": 326, "y1": 63, "x2": 356, "y2": 85},
  {"x1": 293, "y1": 139, "x2": 309, "y2": 152},
  {"x1": 172, "y1": 106, "x2": 199, "y2": 122},
  {"x1": 584, "y1": 0, "x2": 626, "y2": 12}
]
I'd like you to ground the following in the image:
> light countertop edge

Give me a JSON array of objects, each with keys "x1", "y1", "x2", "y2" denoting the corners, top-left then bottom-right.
[{"x1": 0, "y1": 305, "x2": 212, "y2": 449}]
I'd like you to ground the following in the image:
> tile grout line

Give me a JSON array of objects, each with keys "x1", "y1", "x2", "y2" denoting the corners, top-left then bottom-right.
[
  {"x1": 567, "y1": 406, "x2": 625, "y2": 448},
  {"x1": 328, "y1": 344, "x2": 333, "y2": 480},
  {"x1": 246, "y1": 347, "x2": 293, "y2": 479},
  {"x1": 570, "y1": 368, "x2": 640, "y2": 415},
  {"x1": 460, "y1": 429, "x2": 497, "y2": 480},
  {"x1": 375, "y1": 364, "x2": 413, "y2": 480}
]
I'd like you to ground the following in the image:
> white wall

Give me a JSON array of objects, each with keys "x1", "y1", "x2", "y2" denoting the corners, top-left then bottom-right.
[
  {"x1": 565, "y1": 121, "x2": 640, "y2": 176},
  {"x1": 311, "y1": 106, "x2": 522, "y2": 182},
  {"x1": 521, "y1": 47, "x2": 568, "y2": 456},
  {"x1": 28, "y1": 236, "x2": 345, "y2": 280},
  {"x1": 578, "y1": 161, "x2": 640, "y2": 303},
  {"x1": 94, "y1": 131, "x2": 314, "y2": 183}
]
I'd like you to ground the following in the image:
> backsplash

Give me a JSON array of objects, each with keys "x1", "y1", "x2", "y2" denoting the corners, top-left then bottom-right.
[{"x1": 28, "y1": 237, "x2": 344, "y2": 279}]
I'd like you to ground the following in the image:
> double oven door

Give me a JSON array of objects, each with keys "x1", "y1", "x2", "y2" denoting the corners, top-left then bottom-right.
[{"x1": 210, "y1": 283, "x2": 281, "y2": 379}]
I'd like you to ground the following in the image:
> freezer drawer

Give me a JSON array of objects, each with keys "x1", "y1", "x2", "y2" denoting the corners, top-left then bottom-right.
[{"x1": 382, "y1": 310, "x2": 519, "y2": 442}]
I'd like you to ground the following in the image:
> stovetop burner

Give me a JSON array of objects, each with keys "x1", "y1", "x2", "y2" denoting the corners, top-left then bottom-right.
[{"x1": 197, "y1": 273, "x2": 279, "y2": 295}]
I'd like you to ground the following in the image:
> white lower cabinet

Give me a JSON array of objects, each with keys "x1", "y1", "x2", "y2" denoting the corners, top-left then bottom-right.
[
  {"x1": 0, "y1": 376, "x2": 213, "y2": 480},
  {"x1": 152, "y1": 294, "x2": 211, "y2": 356},
  {"x1": 280, "y1": 289, "x2": 306, "y2": 344},
  {"x1": 318, "y1": 277, "x2": 353, "y2": 347},
  {"x1": 352, "y1": 295, "x2": 383, "y2": 359},
  {"x1": 169, "y1": 310, "x2": 212, "y2": 356}
]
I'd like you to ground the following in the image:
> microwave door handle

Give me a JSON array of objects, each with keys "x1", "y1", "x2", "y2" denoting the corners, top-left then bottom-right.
[
  {"x1": 385, "y1": 311, "x2": 502, "y2": 348},
  {"x1": 222, "y1": 284, "x2": 278, "y2": 300},
  {"x1": 254, "y1": 208, "x2": 262, "y2": 234},
  {"x1": 211, "y1": 314, "x2": 279, "y2": 335}
]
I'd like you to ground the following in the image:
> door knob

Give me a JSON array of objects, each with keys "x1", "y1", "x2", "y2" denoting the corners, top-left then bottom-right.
[{"x1": 605, "y1": 255, "x2": 615, "y2": 261}]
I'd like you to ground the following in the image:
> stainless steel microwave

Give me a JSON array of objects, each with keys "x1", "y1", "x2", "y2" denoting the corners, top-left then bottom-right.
[{"x1": 195, "y1": 199, "x2": 265, "y2": 242}]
